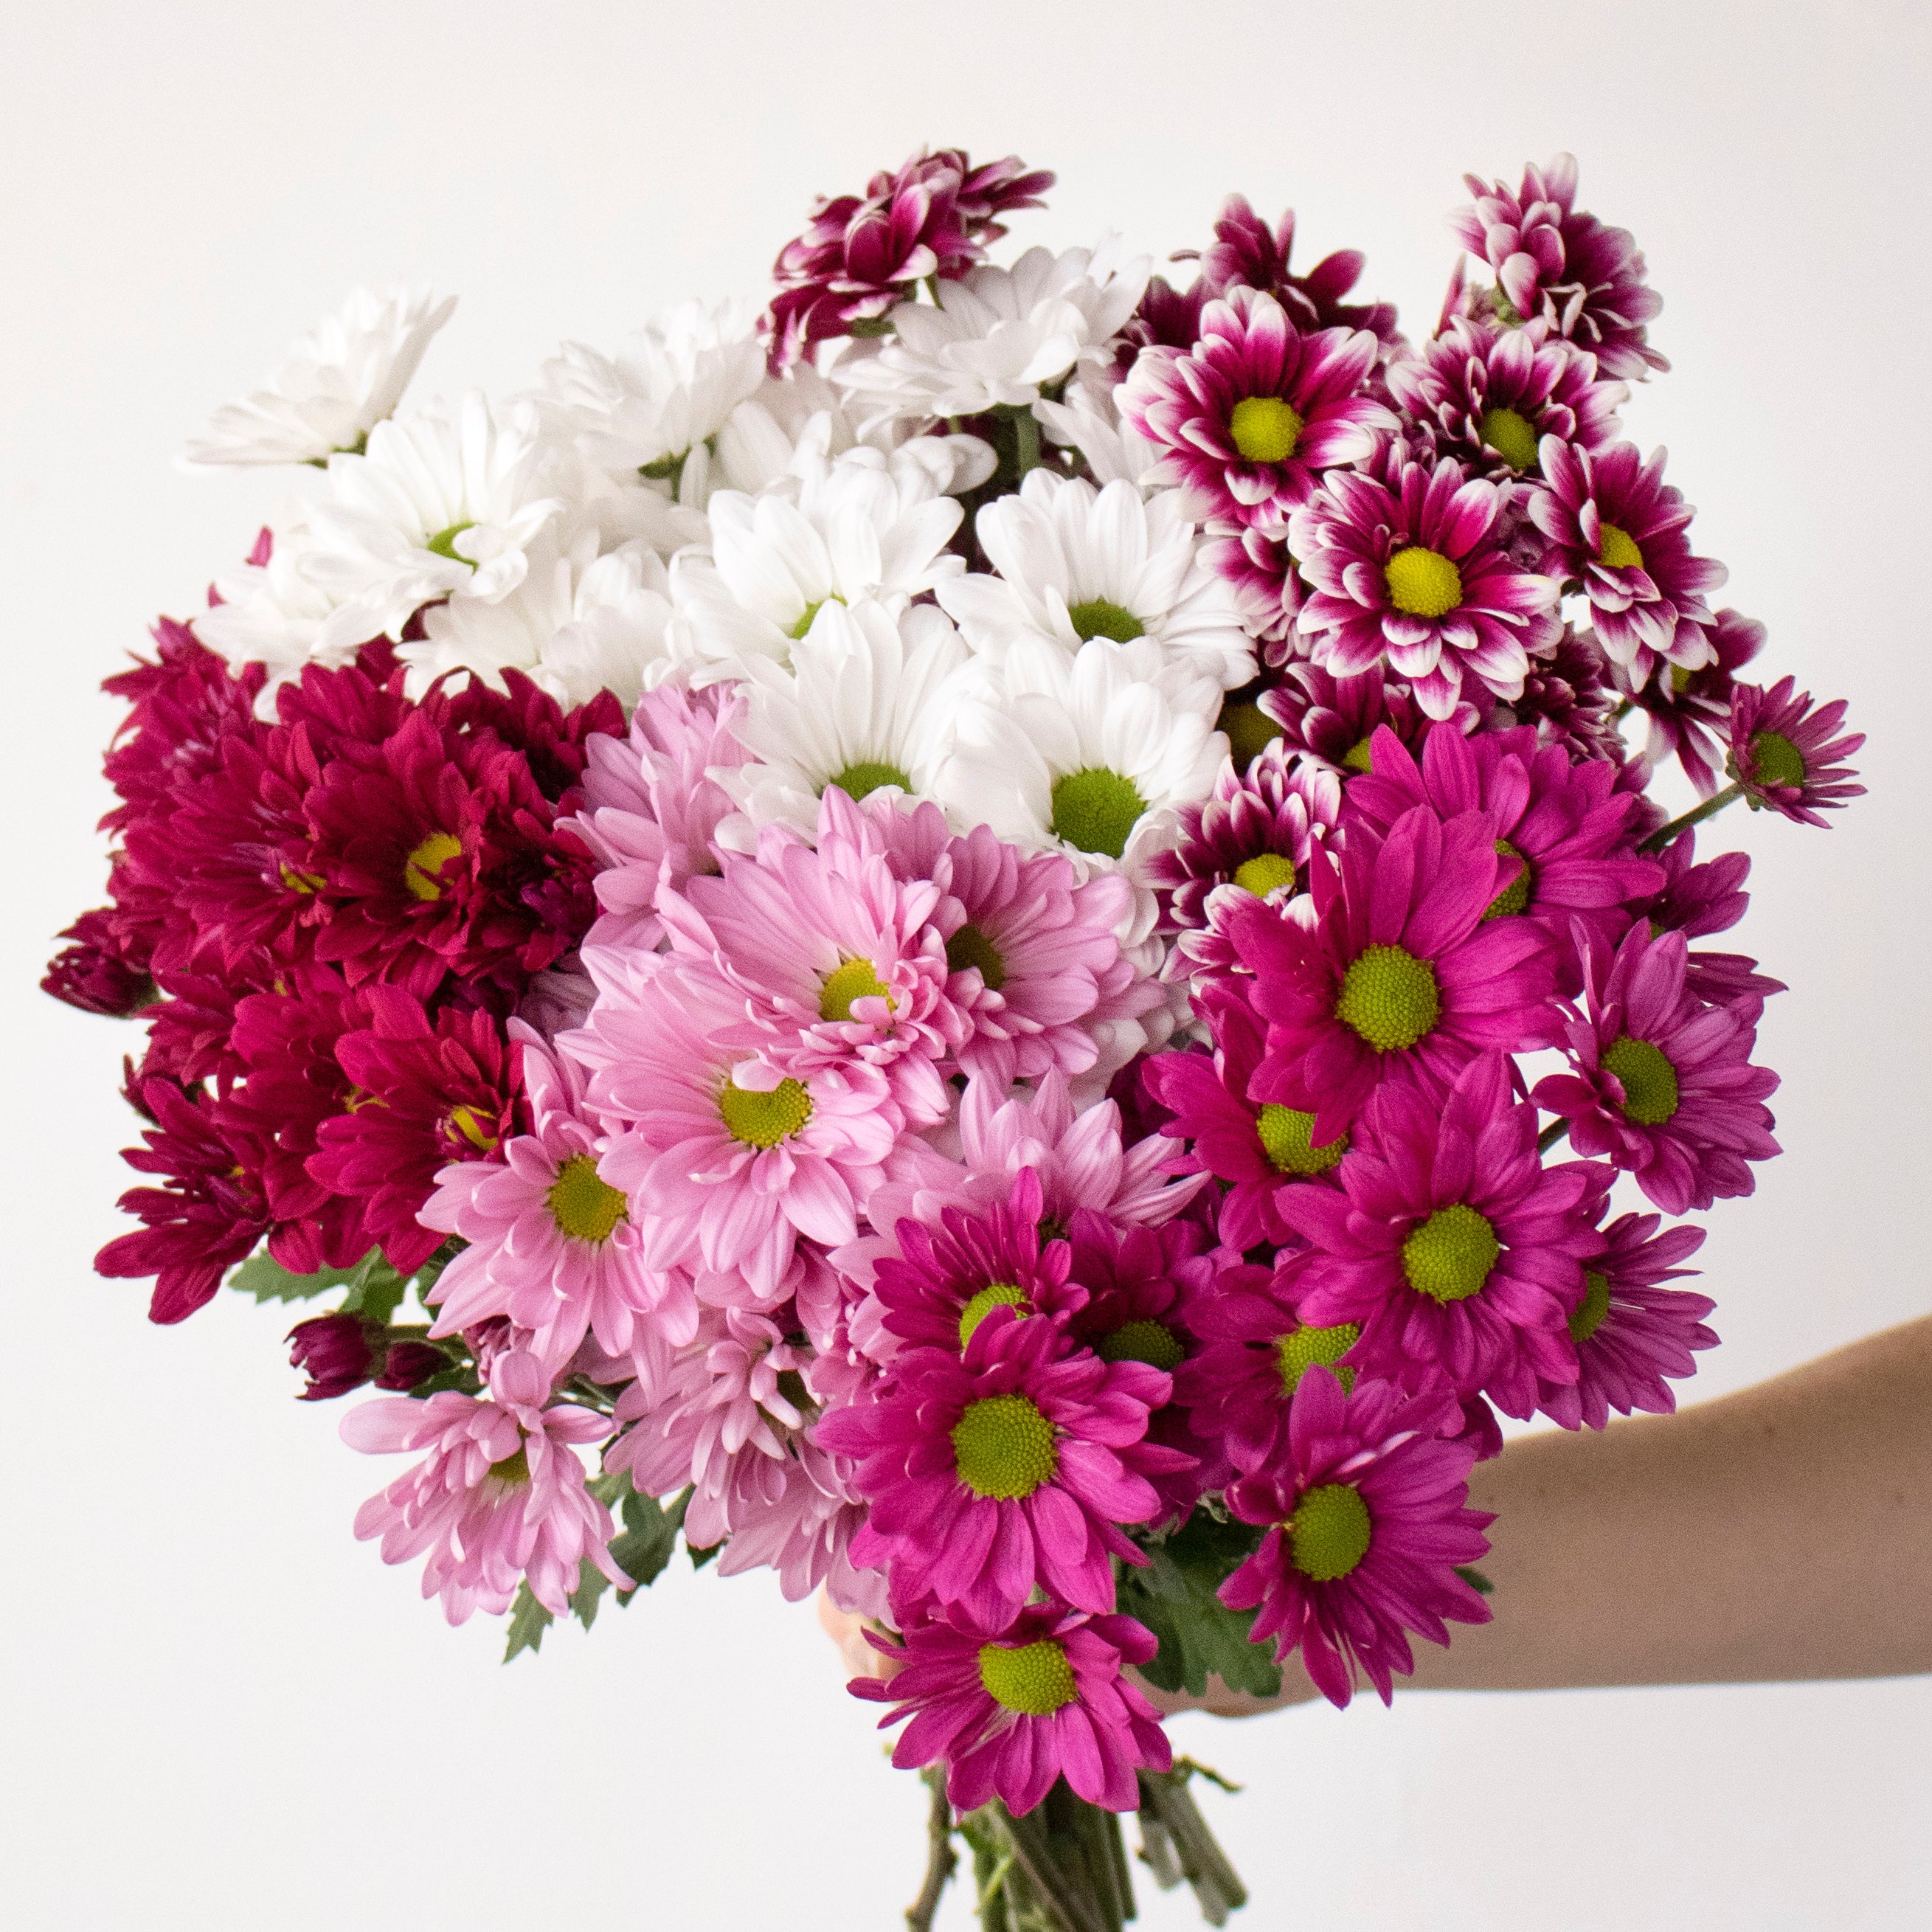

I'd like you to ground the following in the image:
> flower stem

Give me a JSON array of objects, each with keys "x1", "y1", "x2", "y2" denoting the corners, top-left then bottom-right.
[
  {"x1": 1135, "y1": 1768, "x2": 1247, "y2": 1925},
  {"x1": 1537, "y1": 1117, "x2": 1571, "y2": 1155},
  {"x1": 1637, "y1": 781, "x2": 1744, "y2": 854},
  {"x1": 1013, "y1": 409, "x2": 1041, "y2": 479},
  {"x1": 906, "y1": 1768, "x2": 958, "y2": 1932}
]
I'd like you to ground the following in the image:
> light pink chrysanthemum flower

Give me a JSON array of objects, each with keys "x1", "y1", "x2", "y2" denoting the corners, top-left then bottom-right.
[
  {"x1": 584, "y1": 958, "x2": 899, "y2": 1301},
  {"x1": 342, "y1": 1348, "x2": 626, "y2": 1624},
  {"x1": 423, "y1": 1025, "x2": 696, "y2": 1374}
]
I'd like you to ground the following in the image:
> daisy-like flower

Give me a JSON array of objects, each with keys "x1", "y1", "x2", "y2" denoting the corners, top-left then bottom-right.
[
  {"x1": 817, "y1": 1306, "x2": 1186, "y2": 1625},
  {"x1": 342, "y1": 1348, "x2": 626, "y2": 1624},
  {"x1": 1527, "y1": 440, "x2": 1725, "y2": 676},
  {"x1": 535, "y1": 297, "x2": 764, "y2": 503},
  {"x1": 195, "y1": 516, "x2": 357, "y2": 702},
  {"x1": 1344, "y1": 721, "x2": 1663, "y2": 979},
  {"x1": 1119, "y1": 285, "x2": 1392, "y2": 530},
  {"x1": 1199, "y1": 522, "x2": 1305, "y2": 653},
  {"x1": 398, "y1": 530, "x2": 677, "y2": 710},
  {"x1": 423, "y1": 1029, "x2": 689, "y2": 1373},
  {"x1": 938, "y1": 469, "x2": 1254, "y2": 690},
  {"x1": 929, "y1": 634, "x2": 1226, "y2": 945},
  {"x1": 1618, "y1": 606, "x2": 1765, "y2": 796},
  {"x1": 1289, "y1": 451, "x2": 1562, "y2": 720},
  {"x1": 41, "y1": 906, "x2": 153, "y2": 1018},
  {"x1": 1279, "y1": 1054, "x2": 1604, "y2": 1418},
  {"x1": 1219, "y1": 1365, "x2": 1492, "y2": 1707},
  {"x1": 287, "y1": 1312, "x2": 443, "y2": 1402},
  {"x1": 1235, "y1": 805, "x2": 1559, "y2": 1144},
  {"x1": 1725, "y1": 676, "x2": 1866, "y2": 825},
  {"x1": 1145, "y1": 987, "x2": 1349, "y2": 1255},
  {"x1": 1537, "y1": 1213, "x2": 1715, "y2": 1430},
  {"x1": 1531, "y1": 924, "x2": 1781, "y2": 1215},
  {"x1": 300, "y1": 395, "x2": 567, "y2": 657},
  {"x1": 583, "y1": 958, "x2": 898, "y2": 1301},
  {"x1": 1500, "y1": 623, "x2": 1621, "y2": 761},
  {"x1": 835, "y1": 240, "x2": 1149, "y2": 425},
  {"x1": 1149, "y1": 741, "x2": 1341, "y2": 975},
  {"x1": 854, "y1": 1602, "x2": 1171, "y2": 1815},
  {"x1": 1183, "y1": 194, "x2": 1401, "y2": 346},
  {"x1": 714, "y1": 599, "x2": 970, "y2": 837},
  {"x1": 183, "y1": 285, "x2": 457, "y2": 468},
  {"x1": 1258, "y1": 661, "x2": 1475, "y2": 775},
  {"x1": 1638, "y1": 831, "x2": 1786, "y2": 1018},
  {"x1": 711, "y1": 1436, "x2": 885, "y2": 1616},
  {"x1": 669, "y1": 437, "x2": 970, "y2": 674},
  {"x1": 1385, "y1": 315, "x2": 1624, "y2": 477},
  {"x1": 1450, "y1": 153, "x2": 1666, "y2": 381}
]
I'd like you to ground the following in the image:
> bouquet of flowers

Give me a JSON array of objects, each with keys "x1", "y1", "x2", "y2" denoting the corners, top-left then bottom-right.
[{"x1": 46, "y1": 144, "x2": 1863, "y2": 1931}]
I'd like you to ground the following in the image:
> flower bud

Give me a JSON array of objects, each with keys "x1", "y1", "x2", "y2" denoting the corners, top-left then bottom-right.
[
  {"x1": 376, "y1": 1340, "x2": 447, "y2": 1391},
  {"x1": 287, "y1": 1314, "x2": 375, "y2": 1401}
]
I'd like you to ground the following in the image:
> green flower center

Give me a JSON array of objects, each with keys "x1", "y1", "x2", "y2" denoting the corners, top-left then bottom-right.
[
  {"x1": 1601, "y1": 1036, "x2": 1680, "y2": 1125},
  {"x1": 789, "y1": 593, "x2": 845, "y2": 640},
  {"x1": 719, "y1": 1076, "x2": 814, "y2": 1149},
  {"x1": 1749, "y1": 730, "x2": 1807, "y2": 790},
  {"x1": 824, "y1": 760, "x2": 912, "y2": 802},
  {"x1": 1065, "y1": 598, "x2": 1145, "y2": 644},
  {"x1": 978, "y1": 1638, "x2": 1078, "y2": 1715},
  {"x1": 1342, "y1": 734, "x2": 1376, "y2": 774},
  {"x1": 1256, "y1": 1104, "x2": 1348, "y2": 1176},
  {"x1": 1217, "y1": 699, "x2": 1282, "y2": 772},
  {"x1": 1228, "y1": 395, "x2": 1304, "y2": 463},
  {"x1": 958, "y1": 1283, "x2": 1030, "y2": 1350},
  {"x1": 1478, "y1": 405, "x2": 1540, "y2": 471},
  {"x1": 488, "y1": 1444, "x2": 530, "y2": 1486},
  {"x1": 425, "y1": 520, "x2": 475, "y2": 563},
  {"x1": 403, "y1": 831, "x2": 464, "y2": 902},
  {"x1": 1401, "y1": 1203, "x2": 1501, "y2": 1303},
  {"x1": 1287, "y1": 1482, "x2": 1373, "y2": 1582},
  {"x1": 1570, "y1": 1268, "x2": 1612, "y2": 1344},
  {"x1": 1483, "y1": 838, "x2": 1532, "y2": 920},
  {"x1": 1597, "y1": 523, "x2": 1644, "y2": 571},
  {"x1": 1384, "y1": 546, "x2": 1464, "y2": 619},
  {"x1": 1334, "y1": 944, "x2": 1441, "y2": 1052},
  {"x1": 1233, "y1": 852, "x2": 1298, "y2": 899},
  {"x1": 819, "y1": 957, "x2": 892, "y2": 1022},
  {"x1": 1097, "y1": 1319, "x2": 1185, "y2": 1371},
  {"x1": 545, "y1": 1152, "x2": 629, "y2": 1243},
  {"x1": 1276, "y1": 1321, "x2": 1360, "y2": 1396},
  {"x1": 952, "y1": 1393, "x2": 1058, "y2": 1500},
  {"x1": 945, "y1": 923, "x2": 1007, "y2": 991},
  {"x1": 1050, "y1": 767, "x2": 1146, "y2": 860}
]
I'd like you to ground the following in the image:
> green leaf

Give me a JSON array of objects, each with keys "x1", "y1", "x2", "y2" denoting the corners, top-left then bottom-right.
[
  {"x1": 411, "y1": 1237, "x2": 463, "y2": 1309},
  {"x1": 569, "y1": 1560, "x2": 612, "y2": 1632},
  {"x1": 229, "y1": 1248, "x2": 371, "y2": 1305},
  {"x1": 687, "y1": 1535, "x2": 721, "y2": 1571},
  {"x1": 1117, "y1": 1512, "x2": 1282, "y2": 1700},
  {"x1": 1453, "y1": 1565, "x2": 1495, "y2": 1596},
  {"x1": 404, "y1": 1359, "x2": 482, "y2": 1400},
  {"x1": 502, "y1": 1582, "x2": 554, "y2": 1662},
  {"x1": 610, "y1": 1483, "x2": 688, "y2": 1600},
  {"x1": 338, "y1": 1252, "x2": 408, "y2": 1324}
]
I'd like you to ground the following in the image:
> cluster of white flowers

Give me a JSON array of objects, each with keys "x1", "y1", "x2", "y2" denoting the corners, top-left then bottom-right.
[{"x1": 184, "y1": 255, "x2": 1257, "y2": 939}]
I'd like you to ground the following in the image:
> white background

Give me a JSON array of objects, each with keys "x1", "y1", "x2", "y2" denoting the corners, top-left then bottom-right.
[{"x1": 4, "y1": 4, "x2": 1929, "y2": 1927}]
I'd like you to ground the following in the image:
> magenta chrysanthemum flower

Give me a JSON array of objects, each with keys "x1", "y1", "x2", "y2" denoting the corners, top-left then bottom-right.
[
  {"x1": 1449, "y1": 154, "x2": 1665, "y2": 380},
  {"x1": 1343, "y1": 721, "x2": 1662, "y2": 983},
  {"x1": 1620, "y1": 606, "x2": 1765, "y2": 796},
  {"x1": 1199, "y1": 523, "x2": 1305, "y2": 652},
  {"x1": 1725, "y1": 676, "x2": 1866, "y2": 826},
  {"x1": 1638, "y1": 831, "x2": 1786, "y2": 1018},
  {"x1": 1182, "y1": 194, "x2": 1401, "y2": 345},
  {"x1": 1289, "y1": 451, "x2": 1561, "y2": 721},
  {"x1": 1387, "y1": 316, "x2": 1624, "y2": 477},
  {"x1": 1143, "y1": 988, "x2": 1349, "y2": 1254},
  {"x1": 41, "y1": 905, "x2": 156, "y2": 1017},
  {"x1": 854, "y1": 1602, "x2": 1171, "y2": 1815},
  {"x1": 1219, "y1": 1365, "x2": 1492, "y2": 1706},
  {"x1": 1528, "y1": 440, "x2": 1725, "y2": 676},
  {"x1": 584, "y1": 958, "x2": 898, "y2": 1301},
  {"x1": 288, "y1": 1311, "x2": 443, "y2": 1401},
  {"x1": 424, "y1": 1030, "x2": 686, "y2": 1372},
  {"x1": 1278, "y1": 1055, "x2": 1604, "y2": 1417},
  {"x1": 1537, "y1": 1212, "x2": 1715, "y2": 1430},
  {"x1": 1258, "y1": 661, "x2": 1476, "y2": 775},
  {"x1": 1235, "y1": 805, "x2": 1559, "y2": 1143},
  {"x1": 818, "y1": 1309, "x2": 1186, "y2": 1626},
  {"x1": 1501, "y1": 623, "x2": 1621, "y2": 761},
  {"x1": 1531, "y1": 924, "x2": 1781, "y2": 1215},
  {"x1": 342, "y1": 1348, "x2": 626, "y2": 1624},
  {"x1": 1120, "y1": 285, "x2": 1392, "y2": 530}
]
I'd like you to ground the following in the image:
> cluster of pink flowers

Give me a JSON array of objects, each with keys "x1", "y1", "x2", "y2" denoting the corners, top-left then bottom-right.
[{"x1": 48, "y1": 142, "x2": 1863, "y2": 1853}]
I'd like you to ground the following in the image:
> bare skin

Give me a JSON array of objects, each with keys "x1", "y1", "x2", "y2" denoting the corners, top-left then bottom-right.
[{"x1": 821, "y1": 1315, "x2": 1932, "y2": 1712}]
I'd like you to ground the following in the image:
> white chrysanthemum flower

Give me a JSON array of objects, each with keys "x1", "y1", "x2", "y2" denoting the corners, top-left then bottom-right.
[
  {"x1": 298, "y1": 394, "x2": 567, "y2": 656},
  {"x1": 937, "y1": 469, "x2": 1255, "y2": 690},
  {"x1": 666, "y1": 437, "x2": 974, "y2": 676},
  {"x1": 718, "y1": 598, "x2": 970, "y2": 840},
  {"x1": 1036, "y1": 383, "x2": 1163, "y2": 487},
  {"x1": 398, "y1": 528, "x2": 677, "y2": 709},
  {"x1": 834, "y1": 241, "x2": 1150, "y2": 426},
  {"x1": 928, "y1": 635, "x2": 1225, "y2": 944},
  {"x1": 182, "y1": 285, "x2": 457, "y2": 468},
  {"x1": 536, "y1": 297, "x2": 764, "y2": 505},
  {"x1": 195, "y1": 517, "x2": 354, "y2": 711}
]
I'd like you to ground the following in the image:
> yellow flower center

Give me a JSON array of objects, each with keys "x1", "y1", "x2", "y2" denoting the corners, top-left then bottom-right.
[
  {"x1": 425, "y1": 521, "x2": 475, "y2": 563},
  {"x1": 789, "y1": 593, "x2": 845, "y2": 640},
  {"x1": 719, "y1": 1077, "x2": 814, "y2": 1149},
  {"x1": 1065, "y1": 599, "x2": 1145, "y2": 643},
  {"x1": 1401, "y1": 1203, "x2": 1500, "y2": 1303},
  {"x1": 1276, "y1": 1322, "x2": 1360, "y2": 1396},
  {"x1": 488, "y1": 1443, "x2": 530, "y2": 1485},
  {"x1": 1228, "y1": 395, "x2": 1304, "y2": 463},
  {"x1": 1483, "y1": 838, "x2": 1532, "y2": 920},
  {"x1": 824, "y1": 760, "x2": 911, "y2": 801},
  {"x1": 1478, "y1": 405, "x2": 1540, "y2": 471},
  {"x1": 1233, "y1": 853, "x2": 1298, "y2": 899},
  {"x1": 404, "y1": 831, "x2": 464, "y2": 902},
  {"x1": 1748, "y1": 730, "x2": 1807, "y2": 790},
  {"x1": 1217, "y1": 699, "x2": 1283, "y2": 772},
  {"x1": 1050, "y1": 768, "x2": 1146, "y2": 860},
  {"x1": 545, "y1": 1152, "x2": 628, "y2": 1243},
  {"x1": 1600, "y1": 1036, "x2": 1680, "y2": 1125},
  {"x1": 978, "y1": 1638, "x2": 1078, "y2": 1715},
  {"x1": 951, "y1": 1393, "x2": 1058, "y2": 1500},
  {"x1": 1255, "y1": 1104, "x2": 1348, "y2": 1175},
  {"x1": 819, "y1": 957, "x2": 892, "y2": 1023},
  {"x1": 1597, "y1": 523, "x2": 1644, "y2": 571},
  {"x1": 958, "y1": 1284, "x2": 1029, "y2": 1350},
  {"x1": 1342, "y1": 735, "x2": 1376, "y2": 774},
  {"x1": 1287, "y1": 1483, "x2": 1373, "y2": 1582},
  {"x1": 1384, "y1": 546, "x2": 1464, "y2": 619},
  {"x1": 446, "y1": 1104, "x2": 500, "y2": 1154},
  {"x1": 1334, "y1": 944, "x2": 1441, "y2": 1052},
  {"x1": 1570, "y1": 1269, "x2": 1612, "y2": 1343},
  {"x1": 1097, "y1": 1319, "x2": 1185, "y2": 1371},
  {"x1": 945, "y1": 923, "x2": 1006, "y2": 991}
]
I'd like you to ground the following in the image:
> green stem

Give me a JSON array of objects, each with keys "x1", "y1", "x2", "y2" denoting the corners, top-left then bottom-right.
[
  {"x1": 1637, "y1": 781, "x2": 1743, "y2": 854},
  {"x1": 1013, "y1": 409, "x2": 1041, "y2": 479},
  {"x1": 1135, "y1": 1770, "x2": 1246, "y2": 1926},
  {"x1": 1537, "y1": 1117, "x2": 1571, "y2": 1155},
  {"x1": 907, "y1": 1769, "x2": 958, "y2": 1932}
]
